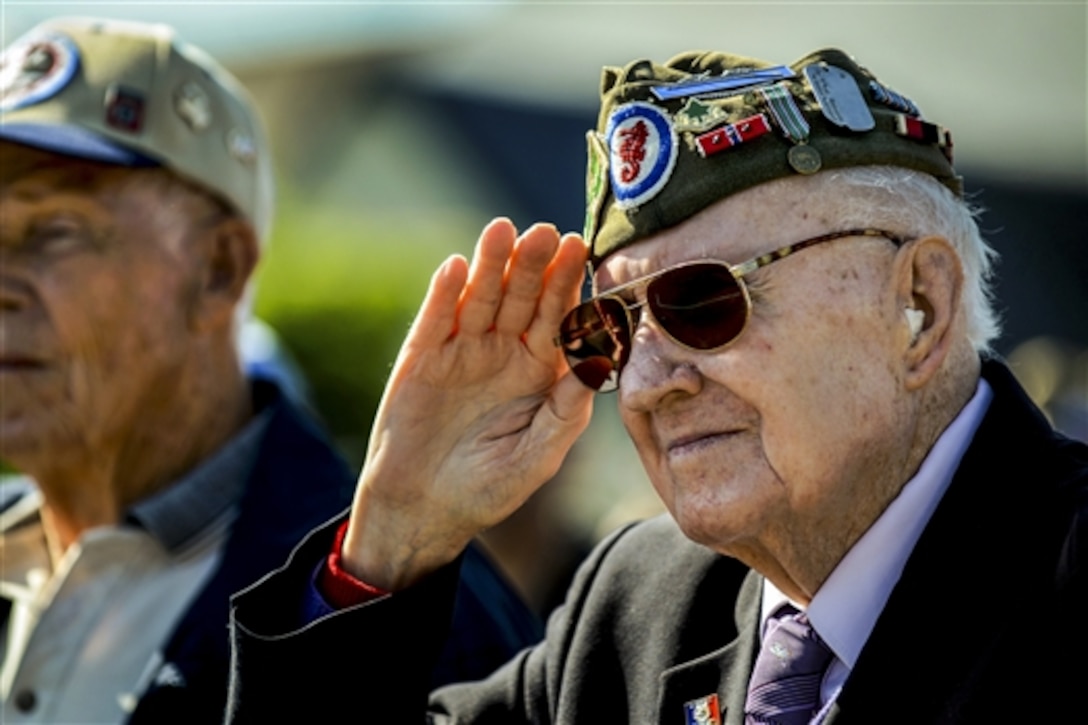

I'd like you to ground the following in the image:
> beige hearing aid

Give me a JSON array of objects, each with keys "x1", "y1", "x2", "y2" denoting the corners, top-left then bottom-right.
[{"x1": 905, "y1": 308, "x2": 925, "y2": 342}]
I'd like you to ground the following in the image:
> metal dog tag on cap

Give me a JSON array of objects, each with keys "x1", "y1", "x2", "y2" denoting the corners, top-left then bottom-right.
[{"x1": 803, "y1": 63, "x2": 874, "y2": 131}]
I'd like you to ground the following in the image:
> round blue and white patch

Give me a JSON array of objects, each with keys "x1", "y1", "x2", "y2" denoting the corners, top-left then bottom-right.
[
  {"x1": 0, "y1": 32, "x2": 80, "y2": 113},
  {"x1": 605, "y1": 101, "x2": 678, "y2": 209}
]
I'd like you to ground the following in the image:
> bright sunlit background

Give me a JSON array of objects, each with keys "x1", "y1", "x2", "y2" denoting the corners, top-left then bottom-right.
[{"x1": 4, "y1": 0, "x2": 1085, "y2": 613}]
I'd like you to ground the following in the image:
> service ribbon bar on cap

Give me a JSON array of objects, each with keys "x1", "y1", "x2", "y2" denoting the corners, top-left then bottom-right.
[
  {"x1": 869, "y1": 80, "x2": 921, "y2": 116},
  {"x1": 895, "y1": 113, "x2": 953, "y2": 162},
  {"x1": 694, "y1": 114, "x2": 771, "y2": 158}
]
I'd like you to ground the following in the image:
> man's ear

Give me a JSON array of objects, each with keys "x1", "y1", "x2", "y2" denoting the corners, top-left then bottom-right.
[
  {"x1": 895, "y1": 235, "x2": 964, "y2": 390},
  {"x1": 190, "y1": 217, "x2": 259, "y2": 333}
]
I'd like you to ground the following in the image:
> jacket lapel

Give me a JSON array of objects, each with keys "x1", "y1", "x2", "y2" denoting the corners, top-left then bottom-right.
[{"x1": 658, "y1": 570, "x2": 762, "y2": 725}]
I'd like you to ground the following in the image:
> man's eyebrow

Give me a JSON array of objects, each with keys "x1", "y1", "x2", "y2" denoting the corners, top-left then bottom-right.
[
  {"x1": 5, "y1": 190, "x2": 114, "y2": 230},
  {"x1": 4, "y1": 156, "x2": 113, "y2": 185}
]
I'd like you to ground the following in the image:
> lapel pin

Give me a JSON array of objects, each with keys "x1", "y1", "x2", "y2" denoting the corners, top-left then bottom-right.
[{"x1": 683, "y1": 693, "x2": 722, "y2": 725}]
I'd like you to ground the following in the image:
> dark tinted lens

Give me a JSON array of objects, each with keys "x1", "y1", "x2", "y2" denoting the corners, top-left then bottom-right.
[
  {"x1": 558, "y1": 296, "x2": 630, "y2": 392},
  {"x1": 647, "y1": 263, "x2": 747, "y2": 350}
]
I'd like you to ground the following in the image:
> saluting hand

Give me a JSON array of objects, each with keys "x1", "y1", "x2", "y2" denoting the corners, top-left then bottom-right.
[{"x1": 342, "y1": 218, "x2": 594, "y2": 590}]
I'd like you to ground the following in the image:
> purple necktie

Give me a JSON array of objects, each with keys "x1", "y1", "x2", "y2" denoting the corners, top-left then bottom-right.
[{"x1": 744, "y1": 606, "x2": 834, "y2": 725}]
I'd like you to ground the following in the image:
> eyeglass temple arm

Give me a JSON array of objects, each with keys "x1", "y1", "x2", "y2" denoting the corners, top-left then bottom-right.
[{"x1": 730, "y1": 228, "x2": 908, "y2": 278}]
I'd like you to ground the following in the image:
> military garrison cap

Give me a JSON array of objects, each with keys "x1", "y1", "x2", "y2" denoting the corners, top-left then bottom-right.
[
  {"x1": 585, "y1": 48, "x2": 961, "y2": 267},
  {"x1": 0, "y1": 17, "x2": 273, "y2": 243}
]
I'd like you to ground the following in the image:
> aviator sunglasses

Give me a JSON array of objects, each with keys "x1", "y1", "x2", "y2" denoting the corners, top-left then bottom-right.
[{"x1": 557, "y1": 228, "x2": 907, "y2": 392}]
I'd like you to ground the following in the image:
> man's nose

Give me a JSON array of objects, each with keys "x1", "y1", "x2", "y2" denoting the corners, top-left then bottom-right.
[
  {"x1": 618, "y1": 317, "x2": 702, "y2": 411},
  {"x1": 0, "y1": 275, "x2": 34, "y2": 312}
]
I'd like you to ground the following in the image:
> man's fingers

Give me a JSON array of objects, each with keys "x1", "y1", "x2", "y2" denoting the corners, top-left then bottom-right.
[
  {"x1": 525, "y1": 233, "x2": 588, "y2": 360},
  {"x1": 493, "y1": 223, "x2": 560, "y2": 336},
  {"x1": 405, "y1": 254, "x2": 469, "y2": 349},
  {"x1": 347, "y1": 225, "x2": 594, "y2": 593},
  {"x1": 458, "y1": 218, "x2": 517, "y2": 336},
  {"x1": 548, "y1": 369, "x2": 596, "y2": 428}
]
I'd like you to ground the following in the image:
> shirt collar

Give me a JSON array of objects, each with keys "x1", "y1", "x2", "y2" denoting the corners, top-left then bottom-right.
[
  {"x1": 762, "y1": 377, "x2": 993, "y2": 666},
  {"x1": 126, "y1": 399, "x2": 274, "y2": 553}
]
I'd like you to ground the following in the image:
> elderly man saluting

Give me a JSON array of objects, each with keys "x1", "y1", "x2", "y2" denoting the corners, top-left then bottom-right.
[
  {"x1": 0, "y1": 17, "x2": 541, "y2": 725},
  {"x1": 227, "y1": 48, "x2": 1087, "y2": 723}
]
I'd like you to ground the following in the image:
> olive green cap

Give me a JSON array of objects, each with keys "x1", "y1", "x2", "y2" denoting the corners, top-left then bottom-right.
[
  {"x1": 0, "y1": 17, "x2": 273, "y2": 243},
  {"x1": 585, "y1": 48, "x2": 961, "y2": 267}
]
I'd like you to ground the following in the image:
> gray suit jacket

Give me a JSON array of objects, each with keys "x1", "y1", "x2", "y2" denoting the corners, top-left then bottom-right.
[{"x1": 227, "y1": 359, "x2": 1087, "y2": 723}]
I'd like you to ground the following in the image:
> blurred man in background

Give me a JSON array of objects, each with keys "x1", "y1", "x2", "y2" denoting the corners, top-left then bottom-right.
[
  {"x1": 0, "y1": 17, "x2": 539, "y2": 724},
  {"x1": 227, "y1": 48, "x2": 1086, "y2": 723}
]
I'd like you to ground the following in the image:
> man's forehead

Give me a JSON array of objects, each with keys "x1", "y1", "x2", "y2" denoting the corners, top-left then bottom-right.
[
  {"x1": 594, "y1": 232, "x2": 733, "y2": 294},
  {"x1": 598, "y1": 230, "x2": 722, "y2": 284},
  {"x1": 0, "y1": 140, "x2": 119, "y2": 185},
  {"x1": 0, "y1": 141, "x2": 205, "y2": 212},
  {"x1": 596, "y1": 173, "x2": 835, "y2": 284}
]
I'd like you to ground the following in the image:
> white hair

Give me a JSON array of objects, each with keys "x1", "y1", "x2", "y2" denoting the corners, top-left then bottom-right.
[{"x1": 819, "y1": 166, "x2": 1002, "y2": 354}]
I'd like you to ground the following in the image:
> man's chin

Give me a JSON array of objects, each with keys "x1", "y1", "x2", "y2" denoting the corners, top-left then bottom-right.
[
  {"x1": 669, "y1": 496, "x2": 765, "y2": 555},
  {"x1": 672, "y1": 507, "x2": 736, "y2": 550}
]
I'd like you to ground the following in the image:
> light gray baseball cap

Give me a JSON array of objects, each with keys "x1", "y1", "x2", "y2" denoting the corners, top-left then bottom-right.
[{"x1": 0, "y1": 16, "x2": 273, "y2": 242}]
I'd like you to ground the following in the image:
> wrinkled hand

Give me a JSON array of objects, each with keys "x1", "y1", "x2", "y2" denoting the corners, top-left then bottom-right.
[{"x1": 343, "y1": 218, "x2": 594, "y2": 590}]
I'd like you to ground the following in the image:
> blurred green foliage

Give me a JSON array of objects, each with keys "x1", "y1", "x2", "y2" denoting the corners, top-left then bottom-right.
[{"x1": 253, "y1": 191, "x2": 486, "y2": 467}]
